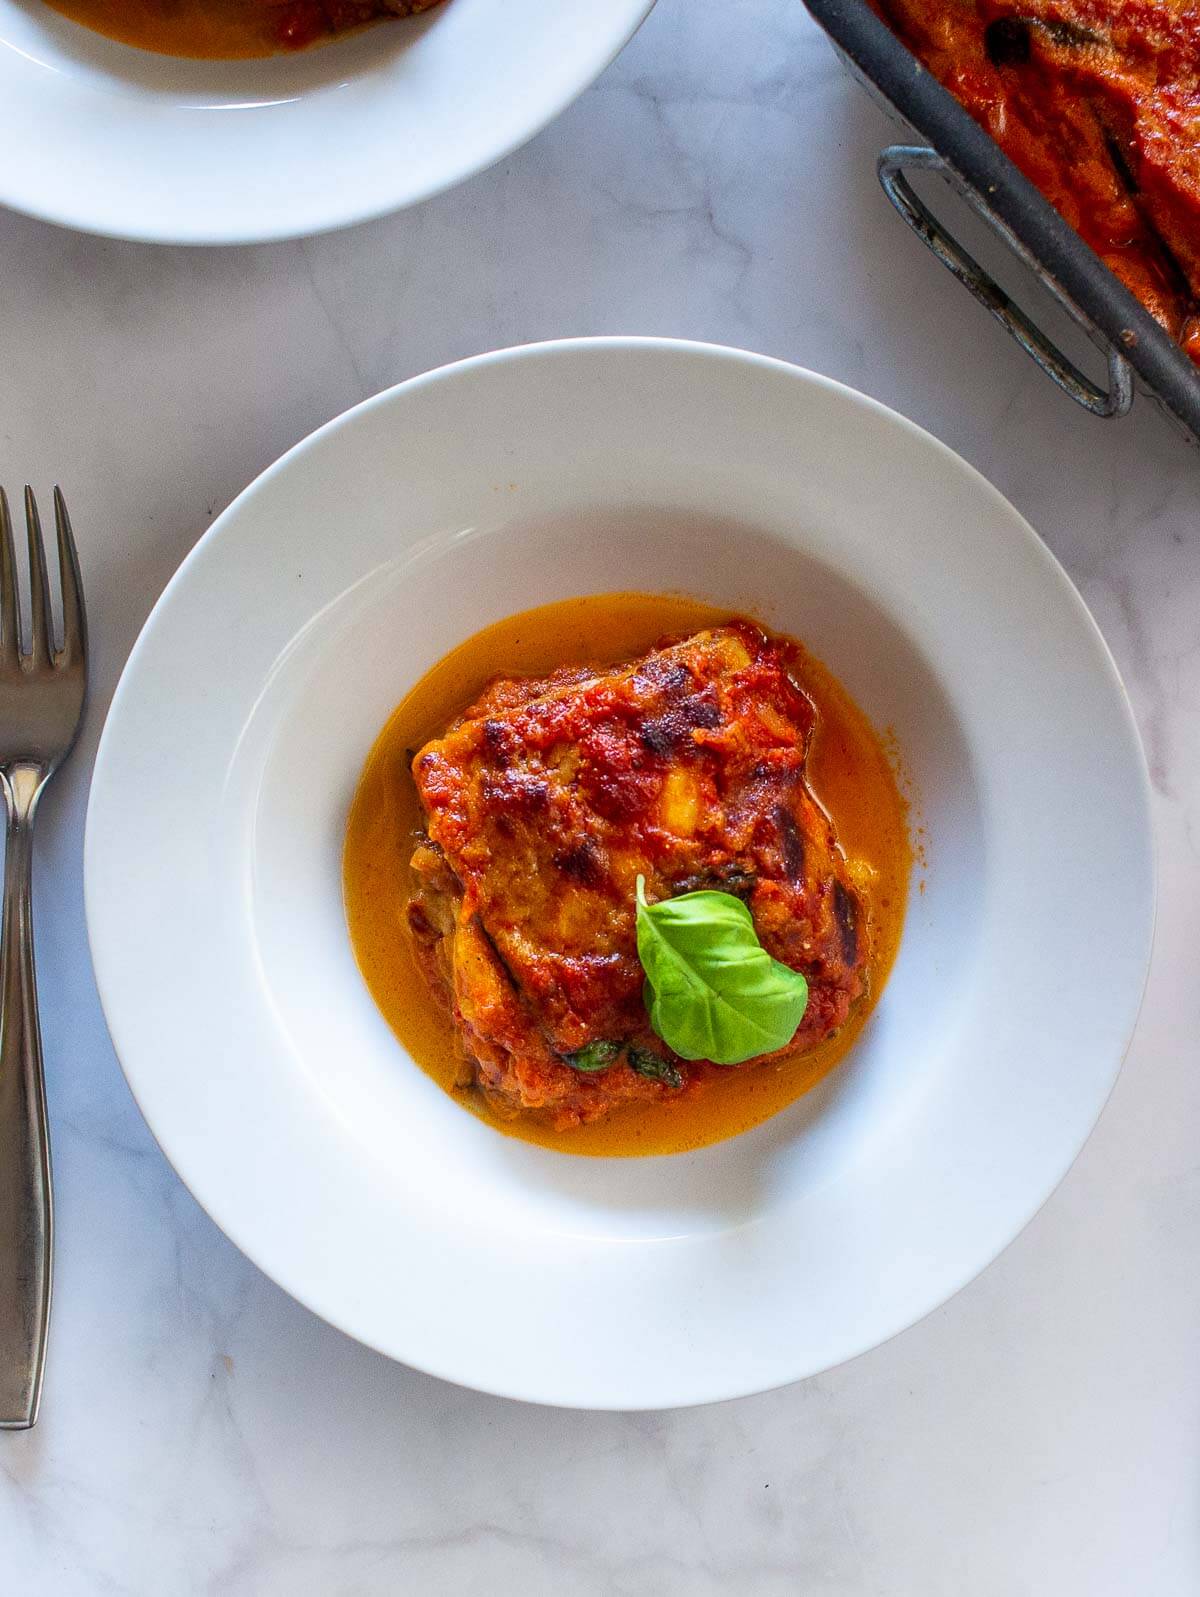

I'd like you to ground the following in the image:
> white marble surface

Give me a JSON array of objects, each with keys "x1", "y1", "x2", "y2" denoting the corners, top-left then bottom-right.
[{"x1": 1, "y1": 0, "x2": 1199, "y2": 1590}]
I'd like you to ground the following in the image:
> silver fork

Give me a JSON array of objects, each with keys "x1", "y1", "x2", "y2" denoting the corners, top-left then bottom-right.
[{"x1": 0, "y1": 488, "x2": 86, "y2": 1430}]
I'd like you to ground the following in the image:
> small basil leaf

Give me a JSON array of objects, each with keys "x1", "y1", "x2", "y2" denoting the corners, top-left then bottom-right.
[
  {"x1": 563, "y1": 1039, "x2": 621, "y2": 1073},
  {"x1": 635, "y1": 875, "x2": 809, "y2": 1065},
  {"x1": 627, "y1": 1045, "x2": 684, "y2": 1090}
]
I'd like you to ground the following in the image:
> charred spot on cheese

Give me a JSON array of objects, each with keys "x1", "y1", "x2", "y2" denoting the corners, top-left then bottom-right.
[
  {"x1": 638, "y1": 693, "x2": 722, "y2": 756},
  {"x1": 775, "y1": 804, "x2": 806, "y2": 884},
  {"x1": 481, "y1": 719, "x2": 515, "y2": 765},
  {"x1": 406, "y1": 623, "x2": 872, "y2": 1131},
  {"x1": 671, "y1": 864, "x2": 758, "y2": 901},
  {"x1": 834, "y1": 880, "x2": 859, "y2": 967},
  {"x1": 984, "y1": 17, "x2": 1031, "y2": 65},
  {"x1": 553, "y1": 838, "x2": 607, "y2": 886}
]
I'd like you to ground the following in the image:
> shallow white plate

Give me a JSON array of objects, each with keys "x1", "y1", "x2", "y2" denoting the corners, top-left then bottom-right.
[
  {"x1": 86, "y1": 339, "x2": 1154, "y2": 1409},
  {"x1": 0, "y1": 0, "x2": 652, "y2": 243}
]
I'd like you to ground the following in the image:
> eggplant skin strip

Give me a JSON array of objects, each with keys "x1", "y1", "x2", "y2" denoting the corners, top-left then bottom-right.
[{"x1": 872, "y1": 0, "x2": 1200, "y2": 364}]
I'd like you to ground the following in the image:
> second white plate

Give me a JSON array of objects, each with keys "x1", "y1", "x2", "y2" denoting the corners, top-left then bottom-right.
[{"x1": 0, "y1": 0, "x2": 653, "y2": 242}]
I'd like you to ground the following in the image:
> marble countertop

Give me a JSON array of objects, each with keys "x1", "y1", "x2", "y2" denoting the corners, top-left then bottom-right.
[{"x1": 2, "y1": 0, "x2": 1198, "y2": 1591}]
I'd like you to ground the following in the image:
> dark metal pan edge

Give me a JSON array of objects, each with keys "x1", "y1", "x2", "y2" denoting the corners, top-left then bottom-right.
[{"x1": 803, "y1": 0, "x2": 1200, "y2": 444}]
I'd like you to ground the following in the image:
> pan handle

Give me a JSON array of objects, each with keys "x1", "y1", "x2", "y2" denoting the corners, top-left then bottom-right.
[{"x1": 878, "y1": 145, "x2": 1134, "y2": 419}]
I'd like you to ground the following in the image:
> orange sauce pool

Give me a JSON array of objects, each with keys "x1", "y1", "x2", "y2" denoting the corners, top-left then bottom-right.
[
  {"x1": 40, "y1": 0, "x2": 376, "y2": 58},
  {"x1": 343, "y1": 593, "x2": 912, "y2": 1157}
]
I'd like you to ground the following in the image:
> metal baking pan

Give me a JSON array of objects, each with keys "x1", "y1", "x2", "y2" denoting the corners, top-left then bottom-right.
[{"x1": 803, "y1": 0, "x2": 1200, "y2": 447}]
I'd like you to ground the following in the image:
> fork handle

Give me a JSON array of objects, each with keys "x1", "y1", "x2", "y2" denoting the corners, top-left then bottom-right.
[{"x1": 0, "y1": 764, "x2": 50, "y2": 1429}]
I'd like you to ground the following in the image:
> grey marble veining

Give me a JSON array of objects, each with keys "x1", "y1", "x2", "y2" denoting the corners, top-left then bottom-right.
[{"x1": 1, "y1": 0, "x2": 1198, "y2": 1591}]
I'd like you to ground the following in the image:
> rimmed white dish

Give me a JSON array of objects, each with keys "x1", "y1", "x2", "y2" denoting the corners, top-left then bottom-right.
[
  {"x1": 85, "y1": 338, "x2": 1154, "y2": 1409},
  {"x1": 0, "y1": 0, "x2": 653, "y2": 243}
]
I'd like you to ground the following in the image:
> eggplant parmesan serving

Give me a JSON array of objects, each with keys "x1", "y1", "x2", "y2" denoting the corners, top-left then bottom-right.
[
  {"x1": 43, "y1": 0, "x2": 445, "y2": 58},
  {"x1": 344, "y1": 594, "x2": 910, "y2": 1157},
  {"x1": 871, "y1": 0, "x2": 1200, "y2": 364}
]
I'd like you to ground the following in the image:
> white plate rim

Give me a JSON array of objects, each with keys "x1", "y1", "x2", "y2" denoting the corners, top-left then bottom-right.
[{"x1": 83, "y1": 337, "x2": 1157, "y2": 1408}]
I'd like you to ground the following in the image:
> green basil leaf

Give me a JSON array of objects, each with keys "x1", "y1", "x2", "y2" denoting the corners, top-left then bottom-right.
[
  {"x1": 635, "y1": 875, "x2": 809, "y2": 1065},
  {"x1": 563, "y1": 1039, "x2": 621, "y2": 1073},
  {"x1": 627, "y1": 1045, "x2": 684, "y2": 1090}
]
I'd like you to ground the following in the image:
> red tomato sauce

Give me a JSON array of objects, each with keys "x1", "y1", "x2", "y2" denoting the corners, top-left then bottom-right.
[{"x1": 872, "y1": 0, "x2": 1200, "y2": 363}]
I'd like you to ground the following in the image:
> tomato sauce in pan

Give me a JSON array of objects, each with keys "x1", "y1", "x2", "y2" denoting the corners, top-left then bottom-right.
[{"x1": 872, "y1": 0, "x2": 1200, "y2": 362}]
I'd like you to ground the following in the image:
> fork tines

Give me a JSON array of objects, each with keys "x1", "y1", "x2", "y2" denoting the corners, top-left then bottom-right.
[{"x1": 0, "y1": 487, "x2": 85, "y2": 670}]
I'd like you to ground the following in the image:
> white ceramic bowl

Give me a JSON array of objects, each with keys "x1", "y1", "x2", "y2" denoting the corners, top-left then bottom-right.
[
  {"x1": 0, "y1": 0, "x2": 653, "y2": 243},
  {"x1": 85, "y1": 339, "x2": 1154, "y2": 1409}
]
